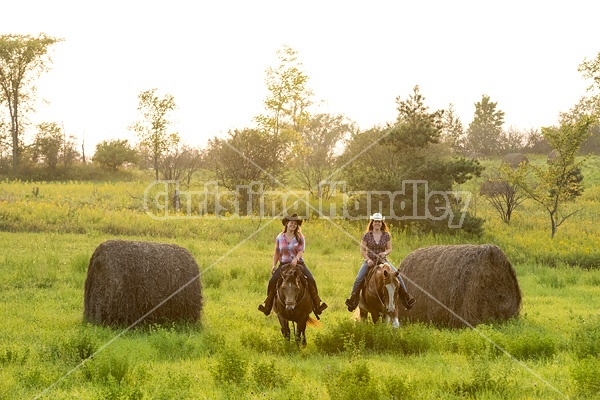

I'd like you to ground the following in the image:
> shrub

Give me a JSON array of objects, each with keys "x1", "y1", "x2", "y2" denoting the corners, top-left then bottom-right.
[
  {"x1": 571, "y1": 356, "x2": 600, "y2": 397},
  {"x1": 570, "y1": 316, "x2": 600, "y2": 359},
  {"x1": 252, "y1": 359, "x2": 288, "y2": 390},
  {"x1": 325, "y1": 361, "x2": 382, "y2": 400},
  {"x1": 82, "y1": 351, "x2": 130, "y2": 384},
  {"x1": 211, "y1": 348, "x2": 248, "y2": 386}
]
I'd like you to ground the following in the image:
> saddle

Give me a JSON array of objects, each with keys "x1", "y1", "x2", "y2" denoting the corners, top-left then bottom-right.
[{"x1": 360, "y1": 263, "x2": 399, "y2": 300}]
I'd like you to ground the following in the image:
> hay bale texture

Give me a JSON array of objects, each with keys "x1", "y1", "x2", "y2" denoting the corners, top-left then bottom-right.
[
  {"x1": 547, "y1": 149, "x2": 559, "y2": 164},
  {"x1": 84, "y1": 240, "x2": 203, "y2": 327},
  {"x1": 397, "y1": 244, "x2": 521, "y2": 328},
  {"x1": 501, "y1": 153, "x2": 529, "y2": 168}
]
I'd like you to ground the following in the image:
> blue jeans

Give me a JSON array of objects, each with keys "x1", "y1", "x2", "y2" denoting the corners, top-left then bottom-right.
[{"x1": 350, "y1": 260, "x2": 408, "y2": 295}]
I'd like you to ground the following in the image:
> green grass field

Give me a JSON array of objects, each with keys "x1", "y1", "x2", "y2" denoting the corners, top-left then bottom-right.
[{"x1": 1, "y1": 155, "x2": 599, "y2": 399}]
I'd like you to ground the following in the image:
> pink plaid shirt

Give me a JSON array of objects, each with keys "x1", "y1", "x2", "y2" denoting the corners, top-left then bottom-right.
[{"x1": 274, "y1": 232, "x2": 305, "y2": 263}]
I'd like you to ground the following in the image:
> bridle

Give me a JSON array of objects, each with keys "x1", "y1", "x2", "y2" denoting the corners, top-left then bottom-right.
[
  {"x1": 277, "y1": 265, "x2": 308, "y2": 310},
  {"x1": 366, "y1": 257, "x2": 398, "y2": 317}
]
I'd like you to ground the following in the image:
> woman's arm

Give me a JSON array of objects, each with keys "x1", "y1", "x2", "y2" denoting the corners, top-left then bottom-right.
[
  {"x1": 381, "y1": 239, "x2": 392, "y2": 257},
  {"x1": 292, "y1": 234, "x2": 305, "y2": 266},
  {"x1": 272, "y1": 237, "x2": 280, "y2": 273},
  {"x1": 360, "y1": 240, "x2": 374, "y2": 265}
]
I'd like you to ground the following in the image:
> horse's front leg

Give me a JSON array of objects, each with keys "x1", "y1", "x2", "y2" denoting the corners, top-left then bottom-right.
[
  {"x1": 359, "y1": 307, "x2": 368, "y2": 322},
  {"x1": 371, "y1": 310, "x2": 380, "y2": 324},
  {"x1": 296, "y1": 320, "x2": 307, "y2": 347},
  {"x1": 278, "y1": 315, "x2": 291, "y2": 340}
]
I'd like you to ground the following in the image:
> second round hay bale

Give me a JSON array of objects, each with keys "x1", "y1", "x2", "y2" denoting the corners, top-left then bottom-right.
[
  {"x1": 397, "y1": 244, "x2": 521, "y2": 328},
  {"x1": 501, "y1": 153, "x2": 529, "y2": 168},
  {"x1": 547, "y1": 149, "x2": 559, "y2": 164},
  {"x1": 84, "y1": 240, "x2": 203, "y2": 327}
]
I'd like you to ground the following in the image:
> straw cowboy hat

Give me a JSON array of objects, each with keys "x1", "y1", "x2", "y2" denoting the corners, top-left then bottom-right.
[
  {"x1": 370, "y1": 212, "x2": 385, "y2": 221},
  {"x1": 282, "y1": 213, "x2": 303, "y2": 226}
]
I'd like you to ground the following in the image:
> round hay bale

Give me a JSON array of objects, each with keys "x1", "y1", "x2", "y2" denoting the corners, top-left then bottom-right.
[
  {"x1": 547, "y1": 149, "x2": 559, "y2": 164},
  {"x1": 501, "y1": 153, "x2": 529, "y2": 168},
  {"x1": 479, "y1": 180, "x2": 511, "y2": 197},
  {"x1": 468, "y1": 152, "x2": 486, "y2": 160},
  {"x1": 84, "y1": 240, "x2": 203, "y2": 327},
  {"x1": 397, "y1": 244, "x2": 521, "y2": 328}
]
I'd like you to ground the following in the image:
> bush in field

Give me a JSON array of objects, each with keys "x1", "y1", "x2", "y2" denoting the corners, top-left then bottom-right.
[
  {"x1": 0, "y1": 345, "x2": 30, "y2": 366},
  {"x1": 571, "y1": 356, "x2": 600, "y2": 397},
  {"x1": 197, "y1": 332, "x2": 225, "y2": 357},
  {"x1": 325, "y1": 361, "x2": 381, "y2": 400},
  {"x1": 314, "y1": 321, "x2": 434, "y2": 355},
  {"x1": 252, "y1": 359, "x2": 289, "y2": 390},
  {"x1": 488, "y1": 321, "x2": 557, "y2": 360},
  {"x1": 447, "y1": 356, "x2": 508, "y2": 397},
  {"x1": 148, "y1": 325, "x2": 199, "y2": 361},
  {"x1": 570, "y1": 316, "x2": 600, "y2": 359},
  {"x1": 64, "y1": 330, "x2": 97, "y2": 363},
  {"x1": 82, "y1": 351, "x2": 130, "y2": 384},
  {"x1": 211, "y1": 347, "x2": 248, "y2": 386}
]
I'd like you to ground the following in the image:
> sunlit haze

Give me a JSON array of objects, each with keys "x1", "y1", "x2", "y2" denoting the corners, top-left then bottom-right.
[{"x1": 3, "y1": 0, "x2": 599, "y2": 156}]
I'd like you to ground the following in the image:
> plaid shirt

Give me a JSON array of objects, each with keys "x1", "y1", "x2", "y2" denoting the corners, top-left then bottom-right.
[
  {"x1": 274, "y1": 232, "x2": 305, "y2": 263},
  {"x1": 362, "y1": 231, "x2": 391, "y2": 262}
]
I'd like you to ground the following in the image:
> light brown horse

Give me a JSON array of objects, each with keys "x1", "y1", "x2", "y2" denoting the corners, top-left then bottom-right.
[
  {"x1": 358, "y1": 263, "x2": 401, "y2": 328},
  {"x1": 273, "y1": 263, "x2": 318, "y2": 345}
]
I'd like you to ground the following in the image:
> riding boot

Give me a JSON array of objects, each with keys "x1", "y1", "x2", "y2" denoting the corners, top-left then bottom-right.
[
  {"x1": 397, "y1": 282, "x2": 416, "y2": 310},
  {"x1": 308, "y1": 284, "x2": 328, "y2": 317},
  {"x1": 345, "y1": 280, "x2": 364, "y2": 312},
  {"x1": 258, "y1": 288, "x2": 276, "y2": 316}
]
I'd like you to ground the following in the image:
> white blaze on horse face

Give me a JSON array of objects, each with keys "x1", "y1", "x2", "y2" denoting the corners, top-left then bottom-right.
[{"x1": 385, "y1": 282, "x2": 396, "y2": 313}]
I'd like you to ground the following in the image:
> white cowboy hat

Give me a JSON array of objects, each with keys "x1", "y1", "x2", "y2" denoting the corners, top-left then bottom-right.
[{"x1": 370, "y1": 213, "x2": 385, "y2": 221}]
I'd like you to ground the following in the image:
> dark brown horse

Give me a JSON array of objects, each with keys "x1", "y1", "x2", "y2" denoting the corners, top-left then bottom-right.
[
  {"x1": 273, "y1": 263, "x2": 317, "y2": 345},
  {"x1": 358, "y1": 263, "x2": 401, "y2": 328}
]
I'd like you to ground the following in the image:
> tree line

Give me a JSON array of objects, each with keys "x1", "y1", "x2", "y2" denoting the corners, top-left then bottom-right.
[{"x1": 1, "y1": 35, "x2": 599, "y2": 236}]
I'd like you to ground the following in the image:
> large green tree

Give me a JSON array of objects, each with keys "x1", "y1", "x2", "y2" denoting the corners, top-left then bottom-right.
[
  {"x1": 514, "y1": 116, "x2": 595, "y2": 238},
  {"x1": 465, "y1": 94, "x2": 505, "y2": 155},
  {"x1": 92, "y1": 139, "x2": 137, "y2": 171},
  {"x1": 30, "y1": 122, "x2": 79, "y2": 174},
  {"x1": 440, "y1": 103, "x2": 465, "y2": 154},
  {"x1": 562, "y1": 52, "x2": 600, "y2": 154},
  {"x1": 0, "y1": 34, "x2": 62, "y2": 170},
  {"x1": 206, "y1": 128, "x2": 283, "y2": 215},
  {"x1": 130, "y1": 88, "x2": 178, "y2": 180},
  {"x1": 297, "y1": 113, "x2": 353, "y2": 198},
  {"x1": 207, "y1": 45, "x2": 315, "y2": 203},
  {"x1": 255, "y1": 45, "x2": 313, "y2": 154},
  {"x1": 340, "y1": 87, "x2": 483, "y2": 234}
]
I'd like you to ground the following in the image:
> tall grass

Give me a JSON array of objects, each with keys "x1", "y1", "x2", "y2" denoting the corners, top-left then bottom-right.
[{"x1": 0, "y1": 157, "x2": 599, "y2": 398}]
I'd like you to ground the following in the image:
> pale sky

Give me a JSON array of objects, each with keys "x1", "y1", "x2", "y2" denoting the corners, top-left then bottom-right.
[{"x1": 3, "y1": 0, "x2": 599, "y2": 156}]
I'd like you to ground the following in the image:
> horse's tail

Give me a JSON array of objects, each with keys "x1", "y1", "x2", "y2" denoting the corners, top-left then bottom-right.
[{"x1": 307, "y1": 316, "x2": 321, "y2": 327}]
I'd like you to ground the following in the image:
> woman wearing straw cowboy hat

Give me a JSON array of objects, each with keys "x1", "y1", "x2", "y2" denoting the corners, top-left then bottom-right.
[
  {"x1": 258, "y1": 213, "x2": 328, "y2": 317},
  {"x1": 345, "y1": 212, "x2": 415, "y2": 312}
]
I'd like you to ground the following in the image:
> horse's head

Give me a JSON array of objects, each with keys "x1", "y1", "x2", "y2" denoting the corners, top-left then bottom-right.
[
  {"x1": 278, "y1": 264, "x2": 305, "y2": 311},
  {"x1": 376, "y1": 264, "x2": 399, "y2": 314}
]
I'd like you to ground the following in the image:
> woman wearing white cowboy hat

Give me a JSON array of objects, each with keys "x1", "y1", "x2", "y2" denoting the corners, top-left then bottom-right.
[
  {"x1": 258, "y1": 213, "x2": 328, "y2": 317},
  {"x1": 345, "y1": 212, "x2": 415, "y2": 312}
]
